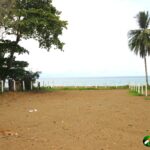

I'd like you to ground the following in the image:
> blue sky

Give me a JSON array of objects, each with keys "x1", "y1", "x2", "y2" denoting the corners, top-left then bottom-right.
[{"x1": 18, "y1": 0, "x2": 150, "y2": 78}]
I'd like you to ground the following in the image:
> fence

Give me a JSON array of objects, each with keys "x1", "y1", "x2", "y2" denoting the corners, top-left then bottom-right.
[
  {"x1": 129, "y1": 84, "x2": 148, "y2": 96},
  {"x1": 0, "y1": 80, "x2": 34, "y2": 93},
  {"x1": 0, "y1": 80, "x2": 149, "y2": 96}
]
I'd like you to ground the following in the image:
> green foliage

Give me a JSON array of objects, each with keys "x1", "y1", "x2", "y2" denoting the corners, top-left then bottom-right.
[
  {"x1": 128, "y1": 11, "x2": 150, "y2": 58},
  {"x1": 0, "y1": 39, "x2": 40, "y2": 91},
  {"x1": 0, "y1": 0, "x2": 15, "y2": 22},
  {"x1": 1, "y1": 0, "x2": 67, "y2": 51},
  {"x1": 0, "y1": 0, "x2": 67, "y2": 90},
  {"x1": 136, "y1": 11, "x2": 150, "y2": 29},
  {"x1": 35, "y1": 85, "x2": 129, "y2": 92},
  {"x1": 0, "y1": 40, "x2": 29, "y2": 54},
  {"x1": 22, "y1": 71, "x2": 40, "y2": 90},
  {"x1": 129, "y1": 90, "x2": 143, "y2": 96},
  {"x1": 0, "y1": 39, "x2": 29, "y2": 81}
]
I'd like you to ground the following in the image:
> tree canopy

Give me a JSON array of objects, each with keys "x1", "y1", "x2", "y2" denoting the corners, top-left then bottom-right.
[
  {"x1": 128, "y1": 11, "x2": 150, "y2": 58},
  {"x1": 0, "y1": 0, "x2": 67, "y2": 89},
  {"x1": 1, "y1": 0, "x2": 67, "y2": 50}
]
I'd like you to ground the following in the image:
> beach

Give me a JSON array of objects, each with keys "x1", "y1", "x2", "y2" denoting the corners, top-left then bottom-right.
[{"x1": 0, "y1": 90, "x2": 150, "y2": 150}]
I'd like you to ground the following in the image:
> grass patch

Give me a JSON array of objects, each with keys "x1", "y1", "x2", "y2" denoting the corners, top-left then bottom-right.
[
  {"x1": 129, "y1": 90, "x2": 143, "y2": 96},
  {"x1": 34, "y1": 85, "x2": 129, "y2": 92},
  {"x1": 144, "y1": 97, "x2": 150, "y2": 100}
]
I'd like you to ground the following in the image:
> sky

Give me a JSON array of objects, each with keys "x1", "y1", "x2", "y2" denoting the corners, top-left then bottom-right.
[{"x1": 18, "y1": 0, "x2": 150, "y2": 78}]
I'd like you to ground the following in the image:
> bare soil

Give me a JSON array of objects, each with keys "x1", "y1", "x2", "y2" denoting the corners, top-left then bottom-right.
[{"x1": 0, "y1": 90, "x2": 150, "y2": 150}]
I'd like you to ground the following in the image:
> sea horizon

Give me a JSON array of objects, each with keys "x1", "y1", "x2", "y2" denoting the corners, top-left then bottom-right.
[{"x1": 37, "y1": 76, "x2": 150, "y2": 86}]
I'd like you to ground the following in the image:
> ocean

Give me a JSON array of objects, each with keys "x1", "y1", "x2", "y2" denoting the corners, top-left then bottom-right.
[{"x1": 37, "y1": 76, "x2": 150, "y2": 87}]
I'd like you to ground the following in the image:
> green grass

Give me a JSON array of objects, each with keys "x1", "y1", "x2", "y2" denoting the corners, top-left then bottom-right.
[
  {"x1": 129, "y1": 90, "x2": 143, "y2": 96},
  {"x1": 33, "y1": 85, "x2": 129, "y2": 92},
  {"x1": 144, "y1": 97, "x2": 150, "y2": 100}
]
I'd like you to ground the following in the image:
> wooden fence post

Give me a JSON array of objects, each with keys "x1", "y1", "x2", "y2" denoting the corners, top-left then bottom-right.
[
  {"x1": 135, "y1": 85, "x2": 136, "y2": 92},
  {"x1": 141, "y1": 85, "x2": 144, "y2": 95},
  {"x1": 31, "y1": 81, "x2": 33, "y2": 90},
  {"x1": 138, "y1": 84, "x2": 140, "y2": 94},
  {"x1": 38, "y1": 81, "x2": 40, "y2": 89},
  {"x1": 131, "y1": 85, "x2": 133, "y2": 91},
  {"x1": 1, "y1": 80, "x2": 4, "y2": 93},
  {"x1": 145, "y1": 84, "x2": 148, "y2": 96},
  {"x1": 13, "y1": 80, "x2": 16, "y2": 91},
  {"x1": 129, "y1": 85, "x2": 131, "y2": 90},
  {"x1": 23, "y1": 81, "x2": 25, "y2": 91},
  {"x1": 136, "y1": 85, "x2": 138, "y2": 92}
]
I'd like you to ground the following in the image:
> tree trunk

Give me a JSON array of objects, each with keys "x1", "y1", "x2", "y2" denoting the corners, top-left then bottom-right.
[{"x1": 144, "y1": 56, "x2": 149, "y2": 86}]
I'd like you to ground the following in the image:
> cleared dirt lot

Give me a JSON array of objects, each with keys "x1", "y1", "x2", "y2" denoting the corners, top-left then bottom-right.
[{"x1": 0, "y1": 90, "x2": 150, "y2": 150}]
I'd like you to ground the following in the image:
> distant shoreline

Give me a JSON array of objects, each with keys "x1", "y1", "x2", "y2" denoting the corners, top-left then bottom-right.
[{"x1": 37, "y1": 76, "x2": 149, "y2": 86}]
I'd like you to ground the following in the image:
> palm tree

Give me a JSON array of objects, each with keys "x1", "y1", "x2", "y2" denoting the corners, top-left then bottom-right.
[{"x1": 128, "y1": 11, "x2": 150, "y2": 86}]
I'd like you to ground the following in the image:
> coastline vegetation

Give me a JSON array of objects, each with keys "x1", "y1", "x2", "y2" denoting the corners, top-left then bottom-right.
[{"x1": 34, "y1": 85, "x2": 129, "y2": 92}]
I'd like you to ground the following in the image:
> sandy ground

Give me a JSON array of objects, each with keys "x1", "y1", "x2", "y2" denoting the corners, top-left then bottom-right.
[{"x1": 0, "y1": 90, "x2": 150, "y2": 150}]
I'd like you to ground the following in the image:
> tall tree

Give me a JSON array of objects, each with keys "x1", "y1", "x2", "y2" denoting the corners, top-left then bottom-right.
[
  {"x1": 128, "y1": 11, "x2": 150, "y2": 86},
  {"x1": 0, "y1": 0, "x2": 67, "y2": 65},
  {"x1": 0, "y1": 0, "x2": 67, "y2": 84}
]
